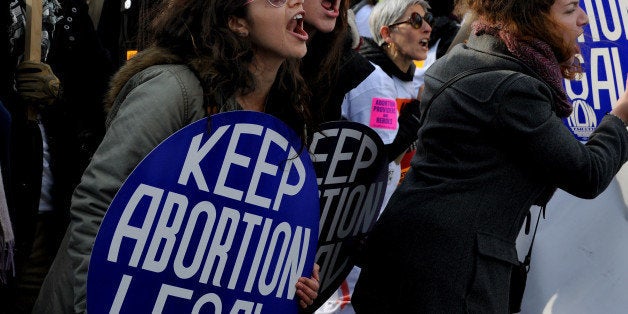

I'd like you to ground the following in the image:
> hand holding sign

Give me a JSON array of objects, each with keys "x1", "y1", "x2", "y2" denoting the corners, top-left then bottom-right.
[
  {"x1": 296, "y1": 263, "x2": 320, "y2": 308},
  {"x1": 306, "y1": 121, "x2": 388, "y2": 312},
  {"x1": 24, "y1": 0, "x2": 42, "y2": 62},
  {"x1": 15, "y1": 61, "x2": 60, "y2": 107}
]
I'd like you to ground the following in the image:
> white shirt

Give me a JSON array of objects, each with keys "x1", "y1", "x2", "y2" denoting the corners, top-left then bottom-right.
[{"x1": 342, "y1": 64, "x2": 398, "y2": 145}]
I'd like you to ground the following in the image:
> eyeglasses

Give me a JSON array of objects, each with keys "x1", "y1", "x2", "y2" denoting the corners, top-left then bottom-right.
[
  {"x1": 244, "y1": 0, "x2": 287, "y2": 8},
  {"x1": 388, "y1": 11, "x2": 434, "y2": 29}
]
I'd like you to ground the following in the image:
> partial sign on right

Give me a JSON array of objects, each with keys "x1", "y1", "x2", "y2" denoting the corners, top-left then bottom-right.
[
  {"x1": 520, "y1": 1, "x2": 628, "y2": 314},
  {"x1": 563, "y1": 0, "x2": 628, "y2": 141}
]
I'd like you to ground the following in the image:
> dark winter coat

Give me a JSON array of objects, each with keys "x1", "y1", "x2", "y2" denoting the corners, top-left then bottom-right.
[
  {"x1": 352, "y1": 33, "x2": 628, "y2": 313},
  {"x1": 0, "y1": 0, "x2": 112, "y2": 308}
]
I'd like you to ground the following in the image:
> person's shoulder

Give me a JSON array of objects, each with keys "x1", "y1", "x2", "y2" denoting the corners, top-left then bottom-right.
[
  {"x1": 427, "y1": 39, "x2": 526, "y2": 82},
  {"x1": 349, "y1": 63, "x2": 396, "y2": 96},
  {"x1": 366, "y1": 64, "x2": 396, "y2": 86},
  {"x1": 106, "y1": 63, "x2": 204, "y2": 126},
  {"x1": 424, "y1": 61, "x2": 531, "y2": 106},
  {"x1": 136, "y1": 64, "x2": 198, "y2": 86},
  {"x1": 496, "y1": 70, "x2": 553, "y2": 100},
  {"x1": 109, "y1": 47, "x2": 196, "y2": 94},
  {"x1": 116, "y1": 64, "x2": 202, "y2": 104},
  {"x1": 342, "y1": 44, "x2": 374, "y2": 72}
]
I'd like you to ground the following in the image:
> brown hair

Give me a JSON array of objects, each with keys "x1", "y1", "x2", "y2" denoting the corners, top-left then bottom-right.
[
  {"x1": 465, "y1": 0, "x2": 582, "y2": 78},
  {"x1": 138, "y1": 0, "x2": 311, "y2": 133},
  {"x1": 301, "y1": 0, "x2": 351, "y2": 124}
]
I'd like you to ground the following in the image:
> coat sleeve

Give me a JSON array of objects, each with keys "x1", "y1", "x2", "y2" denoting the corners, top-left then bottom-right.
[
  {"x1": 67, "y1": 65, "x2": 205, "y2": 312},
  {"x1": 494, "y1": 74, "x2": 628, "y2": 199}
]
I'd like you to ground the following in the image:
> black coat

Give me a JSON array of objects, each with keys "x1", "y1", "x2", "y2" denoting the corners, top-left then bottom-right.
[
  {"x1": 0, "y1": 1, "x2": 112, "y2": 306},
  {"x1": 352, "y1": 33, "x2": 628, "y2": 313}
]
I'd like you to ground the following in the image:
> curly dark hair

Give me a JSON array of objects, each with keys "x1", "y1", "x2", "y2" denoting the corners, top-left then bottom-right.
[
  {"x1": 149, "y1": 0, "x2": 312, "y2": 134},
  {"x1": 301, "y1": 0, "x2": 351, "y2": 125},
  {"x1": 465, "y1": 0, "x2": 583, "y2": 79}
]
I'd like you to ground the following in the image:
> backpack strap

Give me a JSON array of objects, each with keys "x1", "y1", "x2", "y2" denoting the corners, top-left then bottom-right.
[
  {"x1": 523, "y1": 206, "x2": 544, "y2": 272},
  {"x1": 419, "y1": 66, "x2": 502, "y2": 125}
]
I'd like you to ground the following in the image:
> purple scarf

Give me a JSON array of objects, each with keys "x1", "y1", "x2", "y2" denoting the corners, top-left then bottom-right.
[{"x1": 473, "y1": 21, "x2": 573, "y2": 118}]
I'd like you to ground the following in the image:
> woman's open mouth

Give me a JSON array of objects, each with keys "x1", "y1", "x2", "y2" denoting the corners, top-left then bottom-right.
[{"x1": 288, "y1": 12, "x2": 309, "y2": 41}]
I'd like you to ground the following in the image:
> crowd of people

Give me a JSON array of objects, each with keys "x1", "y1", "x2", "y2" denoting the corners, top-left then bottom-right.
[
  {"x1": 1, "y1": 0, "x2": 113, "y2": 312},
  {"x1": 1, "y1": 0, "x2": 628, "y2": 313}
]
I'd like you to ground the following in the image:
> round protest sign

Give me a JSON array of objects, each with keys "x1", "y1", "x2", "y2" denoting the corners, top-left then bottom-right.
[
  {"x1": 306, "y1": 121, "x2": 388, "y2": 311},
  {"x1": 87, "y1": 111, "x2": 319, "y2": 314},
  {"x1": 563, "y1": 0, "x2": 628, "y2": 141}
]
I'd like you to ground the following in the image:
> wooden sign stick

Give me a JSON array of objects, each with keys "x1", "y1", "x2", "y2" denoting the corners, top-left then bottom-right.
[{"x1": 24, "y1": 0, "x2": 43, "y2": 61}]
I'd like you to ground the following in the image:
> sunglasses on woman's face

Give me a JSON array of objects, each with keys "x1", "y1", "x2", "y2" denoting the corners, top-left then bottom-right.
[
  {"x1": 388, "y1": 11, "x2": 434, "y2": 29},
  {"x1": 245, "y1": 0, "x2": 287, "y2": 8}
]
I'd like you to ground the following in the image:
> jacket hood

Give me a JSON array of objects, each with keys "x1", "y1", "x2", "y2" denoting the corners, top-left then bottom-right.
[
  {"x1": 105, "y1": 46, "x2": 182, "y2": 112},
  {"x1": 359, "y1": 37, "x2": 415, "y2": 81}
]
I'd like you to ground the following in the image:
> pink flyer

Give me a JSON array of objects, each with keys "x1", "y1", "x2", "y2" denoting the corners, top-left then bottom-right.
[{"x1": 369, "y1": 97, "x2": 398, "y2": 130}]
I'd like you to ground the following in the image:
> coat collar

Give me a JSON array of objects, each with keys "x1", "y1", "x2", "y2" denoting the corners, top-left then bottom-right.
[{"x1": 359, "y1": 37, "x2": 416, "y2": 82}]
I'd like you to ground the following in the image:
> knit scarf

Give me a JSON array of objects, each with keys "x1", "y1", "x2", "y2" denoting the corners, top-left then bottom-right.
[
  {"x1": 0, "y1": 168, "x2": 14, "y2": 285},
  {"x1": 473, "y1": 20, "x2": 573, "y2": 117}
]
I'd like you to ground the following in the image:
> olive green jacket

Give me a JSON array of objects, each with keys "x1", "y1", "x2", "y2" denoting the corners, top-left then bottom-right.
[{"x1": 34, "y1": 63, "x2": 206, "y2": 313}]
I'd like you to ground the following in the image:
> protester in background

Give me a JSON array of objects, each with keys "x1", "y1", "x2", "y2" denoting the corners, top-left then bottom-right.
[
  {"x1": 302, "y1": 0, "x2": 372, "y2": 123},
  {"x1": 426, "y1": 0, "x2": 460, "y2": 59},
  {"x1": 302, "y1": 1, "x2": 413, "y2": 312},
  {"x1": 412, "y1": 0, "x2": 460, "y2": 93},
  {"x1": 353, "y1": 0, "x2": 628, "y2": 312},
  {"x1": 0, "y1": 102, "x2": 13, "y2": 288},
  {"x1": 447, "y1": 5, "x2": 475, "y2": 55},
  {"x1": 302, "y1": 0, "x2": 419, "y2": 209},
  {"x1": 351, "y1": 0, "x2": 377, "y2": 38},
  {"x1": 359, "y1": 0, "x2": 432, "y2": 183},
  {"x1": 0, "y1": 0, "x2": 14, "y2": 286},
  {"x1": 0, "y1": 168, "x2": 12, "y2": 287},
  {"x1": 34, "y1": 0, "x2": 320, "y2": 312},
  {"x1": 0, "y1": 103, "x2": 9, "y2": 192},
  {"x1": 86, "y1": 0, "x2": 133, "y2": 70},
  {"x1": 0, "y1": 0, "x2": 112, "y2": 312},
  {"x1": 301, "y1": 0, "x2": 398, "y2": 205}
]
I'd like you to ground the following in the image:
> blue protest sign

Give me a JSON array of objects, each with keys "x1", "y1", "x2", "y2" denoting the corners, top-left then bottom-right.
[
  {"x1": 564, "y1": 0, "x2": 628, "y2": 141},
  {"x1": 518, "y1": 1, "x2": 628, "y2": 313},
  {"x1": 307, "y1": 121, "x2": 388, "y2": 311},
  {"x1": 87, "y1": 111, "x2": 319, "y2": 314}
]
